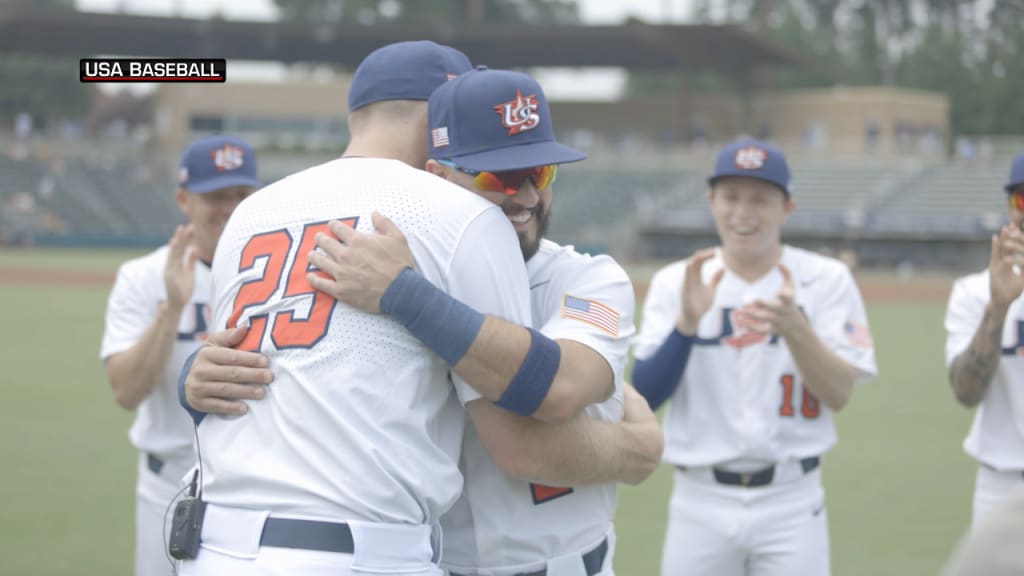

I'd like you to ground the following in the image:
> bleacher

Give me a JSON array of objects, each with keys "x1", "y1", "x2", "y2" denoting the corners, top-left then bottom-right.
[
  {"x1": 628, "y1": 154, "x2": 1020, "y2": 241},
  {"x1": 547, "y1": 168, "x2": 695, "y2": 251},
  {"x1": 69, "y1": 158, "x2": 179, "y2": 236},
  {"x1": 5, "y1": 135, "x2": 1021, "y2": 259},
  {"x1": 0, "y1": 148, "x2": 180, "y2": 244},
  {"x1": 870, "y1": 163, "x2": 1007, "y2": 234}
]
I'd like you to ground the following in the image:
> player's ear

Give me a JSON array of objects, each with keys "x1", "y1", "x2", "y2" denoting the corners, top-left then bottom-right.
[
  {"x1": 174, "y1": 188, "x2": 189, "y2": 215},
  {"x1": 783, "y1": 193, "x2": 796, "y2": 215},
  {"x1": 425, "y1": 159, "x2": 450, "y2": 180}
]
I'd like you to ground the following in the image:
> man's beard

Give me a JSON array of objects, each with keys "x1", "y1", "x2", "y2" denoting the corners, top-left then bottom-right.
[{"x1": 521, "y1": 203, "x2": 549, "y2": 261}]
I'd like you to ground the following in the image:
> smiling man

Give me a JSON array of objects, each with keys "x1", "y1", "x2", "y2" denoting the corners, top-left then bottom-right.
[
  {"x1": 631, "y1": 139, "x2": 879, "y2": 576},
  {"x1": 181, "y1": 66, "x2": 663, "y2": 576}
]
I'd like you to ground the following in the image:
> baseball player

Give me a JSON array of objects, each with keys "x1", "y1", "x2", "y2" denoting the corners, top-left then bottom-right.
[
  {"x1": 632, "y1": 139, "x2": 878, "y2": 576},
  {"x1": 182, "y1": 68, "x2": 664, "y2": 575},
  {"x1": 99, "y1": 134, "x2": 261, "y2": 576},
  {"x1": 942, "y1": 484, "x2": 1024, "y2": 576},
  {"x1": 945, "y1": 152, "x2": 1024, "y2": 527},
  {"x1": 179, "y1": 41, "x2": 546, "y2": 576}
]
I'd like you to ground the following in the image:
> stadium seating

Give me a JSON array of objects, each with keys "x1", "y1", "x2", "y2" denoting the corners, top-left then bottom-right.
[{"x1": 6, "y1": 138, "x2": 1020, "y2": 256}]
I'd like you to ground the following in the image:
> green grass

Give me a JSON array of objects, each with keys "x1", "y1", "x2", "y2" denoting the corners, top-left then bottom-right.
[
  {"x1": 0, "y1": 283, "x2": 136, "y2": 576},
  {"x1": 1, "y1": 251, "x2": 975, "y2": 575}
]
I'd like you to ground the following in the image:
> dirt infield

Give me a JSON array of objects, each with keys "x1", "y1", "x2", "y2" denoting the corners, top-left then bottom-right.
[
  {"x1": 0, "y1": 264, "x2": 952, "y2": 303},
  {"x1": 0, "y1": 267, "x2": 115, "y2": 287}
]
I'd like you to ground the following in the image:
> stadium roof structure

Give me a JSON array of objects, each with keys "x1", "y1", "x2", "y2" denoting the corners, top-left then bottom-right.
[{"x1": 0, "y1": 4, "x2": 809, "y2": 76}]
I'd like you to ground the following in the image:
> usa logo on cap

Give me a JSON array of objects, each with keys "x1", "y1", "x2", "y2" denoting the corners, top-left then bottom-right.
[
  {"x1": 211, "y1": 144, "x2": 245, "y2": 172},
  {"x1": 494, "y1": 89, "x2": 540, "y2": 136},
  {"x1": 735, "y1": 146, "x2": 767, "y2": 170}
]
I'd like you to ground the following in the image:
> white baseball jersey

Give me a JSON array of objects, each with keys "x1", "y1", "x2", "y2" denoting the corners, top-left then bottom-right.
[
  {"x1": 442, "y1": 239, "x2": 634, "y2": 574},
  {"x1": 945, "y1": 270, "x2": 1024, "y2": 470},
  {"x1": 199, "y1": 157, "x2": 531, "y2": 526},
  {"x1": 633, "y1": 246, "x2": 877, "y2": 468},
  {"x1": 100, "y1": 246, "x2": 211, "y2": 458}
]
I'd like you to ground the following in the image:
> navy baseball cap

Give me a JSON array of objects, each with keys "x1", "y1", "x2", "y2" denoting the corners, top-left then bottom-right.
[
  {"x1": 427, "y1": 66, "x2": 586, "y2": 172},
  {"x1": 178, "y1": 135, "x2": 261, "y2": 194},
  {"x1": 708, "y1": 139, "x2": 791, "y2": 196},
  {"x1": 1005, "y1": 152, "x2": 1024, "y2": 192},
  {"x1": 348, "y1": 40, "x2": 472, "y2": 112}
]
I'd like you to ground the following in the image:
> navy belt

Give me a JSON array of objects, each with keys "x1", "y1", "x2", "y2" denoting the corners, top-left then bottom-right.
[
  {"x1": 681, "y1": 456, "x2": 820, "y2": 488},
  {"x1": 450, "y1": 537, "x2": 607, "y2": 576},
  {"x1": 259, "y1": 518, "x2": 355, "y2": 554}
]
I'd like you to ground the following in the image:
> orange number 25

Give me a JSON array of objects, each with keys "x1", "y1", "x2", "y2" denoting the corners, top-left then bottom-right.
[{"x1": 227, "y1": 218, "x2": 358, "y2": 352}]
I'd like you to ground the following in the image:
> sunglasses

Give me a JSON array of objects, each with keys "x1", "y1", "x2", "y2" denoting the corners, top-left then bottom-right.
[
  {"x1": 438, "y1": 159, "x2": 557, "y2": 196},
  {"x1": 1010, "y1": 192, "x2": 1024, "y2": 212}
]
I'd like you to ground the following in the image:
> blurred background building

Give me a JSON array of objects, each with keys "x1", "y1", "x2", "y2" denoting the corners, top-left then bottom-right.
[{"x1": 0, "y1": 0, "x2": 1021, "y2": 271}]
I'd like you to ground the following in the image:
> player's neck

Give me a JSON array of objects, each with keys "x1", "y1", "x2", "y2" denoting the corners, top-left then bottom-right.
[
  {"x1": 722, "y1": 244, "x2": 783, "y2": 282},
  {"x1": 194, "y1": 242, "x2": 214, "y2": 267},
  {"x1": 343, "y1": 132, "x2": 424, "y2": 169}
]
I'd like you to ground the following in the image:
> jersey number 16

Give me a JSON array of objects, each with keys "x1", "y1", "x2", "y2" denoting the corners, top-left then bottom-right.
[{"x1": 779, "y1": 373, "x2": 821, "y2": 419}]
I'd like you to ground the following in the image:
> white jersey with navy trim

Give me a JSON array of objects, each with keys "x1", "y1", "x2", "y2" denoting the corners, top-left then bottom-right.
[
  {"x1": 945, "y1": 270, "x2": 1024, "y2": 470},
  {"x1": 442, "y1": 239, "x2": 635, "y2": 574},
  {"x1": 100, "y1": 246, "x2": 211, "y2": 458},
  {"x1": 200, "y1": 157, "x2": 532, "y2": 526},
  {"x1": 632, "y1": 245, "x2": 877, "y2": 468}
]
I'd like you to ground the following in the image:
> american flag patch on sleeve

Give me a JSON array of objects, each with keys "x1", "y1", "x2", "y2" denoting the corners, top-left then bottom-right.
[
  {"x1": 561, "y1": 294, "x2": 620, "y2": 336},
  {"x1": 431, "y1": 127, "x2": 449, "y2": 148},
  {"x1": 843, "y1": 322, "x2": 873, "y2": 348}
]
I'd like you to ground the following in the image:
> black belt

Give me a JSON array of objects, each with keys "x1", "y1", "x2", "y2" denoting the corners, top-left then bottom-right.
[
  {"x1": 259, "y1": 518, "x2": 355, "y2": 554},
  {"x1": 450, "y1": 537, "x2": 607, "y2": 576},
  {"x1": 681, "y1": 456, "x2": 820, "y2": 488}
]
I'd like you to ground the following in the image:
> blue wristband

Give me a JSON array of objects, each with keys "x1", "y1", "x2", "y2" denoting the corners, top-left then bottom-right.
[
  {"x1": 631, "y1": 329, "x2": 694, "y2": 411},
  {"x1": 177, "y1": 348, "x2": 206, "y2": 425},
  {"x1": 380, "y1": 267, "x2": 485, "y2": 366},
  {"x1": 495, "y1": 328, "x2": 561, "y2": 417}
]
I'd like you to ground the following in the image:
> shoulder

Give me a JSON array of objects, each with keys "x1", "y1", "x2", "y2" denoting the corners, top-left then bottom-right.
[
  {"x1": 783, "y1": 246, "x2": 848, "y2": 278},
  {"x1": 528, "y1": 241, "x2": 630, "y2": 287},
  {"x1": 116, "y1": 245, "x2": 169, "y2": 279},
  {"x1": 107, "y1": 246, "x2": 168, "y2": 304},
  {"x1": 951, "y1": 269, "x2": 989, "y2": 302},
  {"x1": 954, "y1": 269, "x2": 988, "y2": 289},
  {"x1": 232, "y1": 158, "x2": 499, "y2": 240},
  {"x1": 352, "y1": 158, "x2": 498, "y2": 218},
  {"x1": 782, "y1": 246, "x2": 858, "y2": 295},
  {"x1": 649, "y1": 258, "x2": 688, "y2": 290}
]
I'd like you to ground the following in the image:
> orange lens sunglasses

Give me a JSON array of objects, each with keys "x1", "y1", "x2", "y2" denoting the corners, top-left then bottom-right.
[
  {"x1": 438, "y1": 159, "x2": 557, "y2": 195},
  {"x1": 1011, "y1": 192, "x2": 1024, "y2": 212}
]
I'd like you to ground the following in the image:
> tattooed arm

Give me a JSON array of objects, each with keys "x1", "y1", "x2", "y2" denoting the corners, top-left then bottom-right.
[
  {"x1": 949, "y1": 226, "x2": 1024, "y2": 408},
  {"x1": 948, "y1": 302, "x2": 1009, "y2": 408}
]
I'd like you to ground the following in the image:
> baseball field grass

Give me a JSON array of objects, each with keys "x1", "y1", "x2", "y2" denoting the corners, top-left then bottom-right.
[{"x1": 0, "y1": 248, "x2": 974, "y2": 575}]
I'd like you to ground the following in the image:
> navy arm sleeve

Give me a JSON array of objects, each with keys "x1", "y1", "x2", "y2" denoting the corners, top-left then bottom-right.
[
  {"x1": 631, "y1": 329, "x2": 694, "y2": 411},
  {"x1": 177, "y1": 349, "x2": 206, "y2": 425}
]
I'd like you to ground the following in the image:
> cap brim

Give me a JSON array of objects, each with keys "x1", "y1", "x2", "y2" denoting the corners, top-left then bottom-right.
[
  {"x1": 708, "y1": 173, "x2": 790, "y2": 196},
  {"x1": 1007, "y1": 180, "x2": 1024, "y2": 192},
  {"x1": 185, "y1": 174, "x2": 263, "y2": 194},
  {"x1": 451, "y1": 142, "x2": 586, "y2": 172}
]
